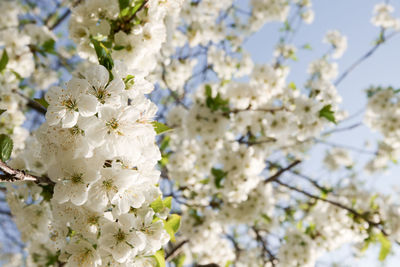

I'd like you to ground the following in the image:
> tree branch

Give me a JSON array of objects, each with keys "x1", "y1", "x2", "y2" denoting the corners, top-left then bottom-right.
[
  {"x1": 0, "y1": 161, "x2": 53, "y2": 184},
  {"x1": 334, "y1": 30, "x2": 399, "y2": 86},
  {"x1": 275, "y1": 179, "x2": 388, "y2": 236},
  {"x1": 165, "y1": 240, "x2": 188, "y2": 261},
  {"x1": 12, "y1": 89, "x2": 46, "y2": 115},
  {"x1": 264, "y1": 160, "x2": 301, "y2": 183},
  {"x1": 253, "y1": 227, "x2": 277, "y2": 267}
]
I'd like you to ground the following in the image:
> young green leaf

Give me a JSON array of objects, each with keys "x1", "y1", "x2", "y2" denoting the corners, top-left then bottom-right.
[
  {"x1": 0, "y1": 109, "x2": 6, "y2": 116},
  {"x1": 123, "y1": 74, "x2": 135, "y2": 87},
  {"x1": 205, "y1": 84, "x2": 212, "y2": 97},
  {"x1": 211, "y1": 168, "x2": 226, "y2": 189},
  {"x1": 91, "y1": 38, "x2": 114, "y2": 71},
  {"x1": 152, "y1": 121, "x2": 172, "y2": 135},
  {"x1": 377, "y1": 232, "x2": 391, "y2": 261},
  {"x1": 0, "y1": 50, "x2": 9, "y2": 72},
  {"x1": 288, "y1": 82, "x2": 297, "y2": 90},
  {"x1": 0, "y1": 134, "x2": 13, "y2": 162},
  {"x1": 34, "y1": 98, "x2": 49, "y2": 109},
  {"x1": 302, "y1": 43, "x2": 313, "y2": 50},
  {"x1": 150, "y1": 196, "x2": 164, "y2": 213},
  {"x1": 42, "y1": 39, "x2": 56, "y2": 54},
  {"x1": 319, "y1": 104, "x2": 336, "y2": 124},
  {"x1": 163, "y1": 196, "x2": 172, "y2": 209},
  {"x1": 152, "y1": 249, "x2": 166, "y2": 267},
  {"x1": 164, "y1": 214, "x2": 181, "y2": 242},
  {"x1": 119, "y1": 0, "x2": 130, "y2": 10},
  {"x1": 172, "y1": 254, "x2": 186, "y2": 267}
]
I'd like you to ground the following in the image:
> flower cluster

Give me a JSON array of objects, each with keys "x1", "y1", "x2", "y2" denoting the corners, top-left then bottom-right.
[
  {"x1": 364, "y1": 88, "x2": 400, "y2": 172},
  {"x1": 69, "y1": 0, "x2": 183, "y2": 74},
  {"x1": 8, "y1": 62, "x2": 170, "y2": 266},
  {"x1": 371, "y1": 3, "x2": 400, "y2": 30},
  {"x1": 323, "y1": 30, "x2": 348, "y2": 59}
]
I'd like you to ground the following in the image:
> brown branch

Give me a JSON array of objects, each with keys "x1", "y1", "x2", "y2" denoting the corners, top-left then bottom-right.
[
  {"x1": 264, "y1": 160, "x2": 301, "y2": 183},
  {"x1": 165, "y1": 240, "x2": 188, "y2": 261},
  {"x1": 253, "y1": 227, "x2": 277, "y2": 267},
  {"x1": 334, "y1": 30, "x2": 399, "y2": 86},
  {"x1": 0, "y1": 161, "x2": 53, "y2": 185},
  {"x1": 275, "y1": 179, "x2": 388, "y2": 236},
  {"x1": 289, "y1": 170, "x2": 333, "y2": 194},
  {"x1": 314, "y1": 138, "x2": 376, "y2": 155},
  {"x1": 12, "y1": 89, "x2": 46, "y2": 115},
  {"x1": 46, "y1": 0, "x2": 83, "y2": 31},
  {"x1": 228, "y1": 107, "x2": 286, "y2": 114}
]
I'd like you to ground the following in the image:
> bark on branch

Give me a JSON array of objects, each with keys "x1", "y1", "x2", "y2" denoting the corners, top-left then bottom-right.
[
  {"x1": 0, "y1": 161, "x2": 53, "y2": 184},
  {"x1": 264, "y1": 160, "x2": 301, "y2": 183}
]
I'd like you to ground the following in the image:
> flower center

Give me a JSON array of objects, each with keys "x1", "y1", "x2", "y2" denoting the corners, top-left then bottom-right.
[
  {"x1": 70, "y1": 173, "x2": 84, "y2": 184},
  {"x1": 92, "y1": 86, "x2": 110, "y2": 104},
  {"x1": 114, "y1": 228, "x2": 126, "y2": 243},
  {"x1": 62, "y1": 98, "x2": 77, "y2": 110},
  {"x1": 102, "y1": 179, "x2": 117, "y2": 192}
]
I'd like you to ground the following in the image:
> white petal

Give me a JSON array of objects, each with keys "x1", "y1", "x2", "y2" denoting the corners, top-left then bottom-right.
[
  {"x1": 77, "y1": 95, "x2": 98, "y2": 117},
  {"x1": 46, "y1": 106, "x2": 66, "y2": 126},
  {"x1": 67, "y1": 78, "x2": 90, "y2": 97},
  {"x1": 85, "y1": 65, "x2": 109, "y2": 89},
  {"x1": 53, "y1": 184, "x2": 70, "y2": 204},
  {"x1": 106, "y1": 78, "x2": 125, "y2": 93},
  {"x1": 61, "y1": 111, "x2": 79, "y2": 128},
  {"x1": 70, "y1": 185, "x2": 89, "y2": 206}
]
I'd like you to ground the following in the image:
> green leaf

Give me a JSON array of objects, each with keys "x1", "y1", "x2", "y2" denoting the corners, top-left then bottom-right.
[
  {"x1": 163, "y1": 196, "x2": 172, "y2": 209},
  {"x1": 160, "y1": 136, "x2": 170, "y2": 151},
  {"x1": 40, "y1": 184, "x2": 54, "y2": 202},
  {"x1": 205, "y1": 85, "x2": 230, "y2": 113},
  {"x1": 288, "y1": 82, "x2": 297, "y2": 90},
  {"x1": 113, "y1": 45, "x2": 125, "y2": 51},
  {"x1": 131, "y1": 0, "x2": 145, "y2": 15},
  {"x1": 0, "y1": 134, "x2": 13, "y2": 162},
  {"x1": 150, "y1": 196, "x2": 164, "y2": 213},
  {"x1": 119, "y1": 0, "x2": 130, "y2": 10},
  {"x1": 302, "y1": 43, "x2": 312, "y2": 50},
  {"x1": 199, "y1": 178, "x2": 210, "y2": 184},
  {"x1": 211, "y1": 168, "x2": 226, "y2": 189},
  {"x1": 91, "y1": 38, "x2": 114, "y2": 71},
  {"x1": 159, "y1": 155, "x2": 169, "y2": 167},
  {"x1": 152, "y1": 249, "x2": 166, "y2": 267},
  {"x1": 34, "y1": 98, "x2": 49, "y2": 109},
  {"x1": 377, "y1": 232, "x2": 391, "y2": 261},
  {"x1": 123, "y1": 74, "x2": 135, "y2": 88},
  {"x1": 172, "y1": 254, "x2": 186, "y2": 267},
  {"x1": 0, "y1": 50, "x2": 9, "y2": 72},
  {"x1": 319, "y1": 104, "x2": 336, "y2": 124},
  {"x1": 205, "y1": 84, "x2": 212, "y2": 97},
  {"x1": 164, "y1": 214, "x2": 181, "y2": 242},
  {"x1": 152, "y1": 121, "x2": 172, "y2": 135},
  {"x1": 119, "y1": 0, "x2": 145, "y2": 18},
  {"x1": 0, "y1": 109, "x2": 6, "y2": 116},
  {"x1": 42, "y1": 39, "x2": 56, "y2": 54}
]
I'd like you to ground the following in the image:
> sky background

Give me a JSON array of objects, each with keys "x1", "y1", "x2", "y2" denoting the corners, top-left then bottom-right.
[
  {"x1": 244, "y1": 0, "x2": 400, "y2": 266},
  {"x1": 2, "y1": 0, "x2": 400, "y2": 266}
]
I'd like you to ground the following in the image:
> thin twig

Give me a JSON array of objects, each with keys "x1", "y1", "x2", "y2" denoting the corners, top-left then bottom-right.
[
  {"x1": 334, "y1": 31, "x2": 399, "y2": 86},
  {"x1": 253, "y1": 227, "x2": 277, "y2": 267},
  {"x1": 314, "y1": 138, "x2": 376, "y2": 155},
  {"x1": 264, "y1": 160, "x2": 301, "y2": 183},
  {"x1": 275, "y1": 179, "x2": 388, "y2": 236},
  {"x1": 165, "y1": 240, "x2": 188, "y2": 261},
  {"x1": 13, "y1": 90, "x2": 46, "y2": 115},
  {"x1": 321, "y1": 122, "x2": 362, "y2": 136},
  {"x1": 0, "y1": 160, "x2": 53, "y2": 184}
]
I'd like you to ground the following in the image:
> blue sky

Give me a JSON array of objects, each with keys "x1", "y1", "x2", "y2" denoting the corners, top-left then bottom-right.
[{"x1": 243, "y1": 0, "x2": 400, "y2": 266}]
